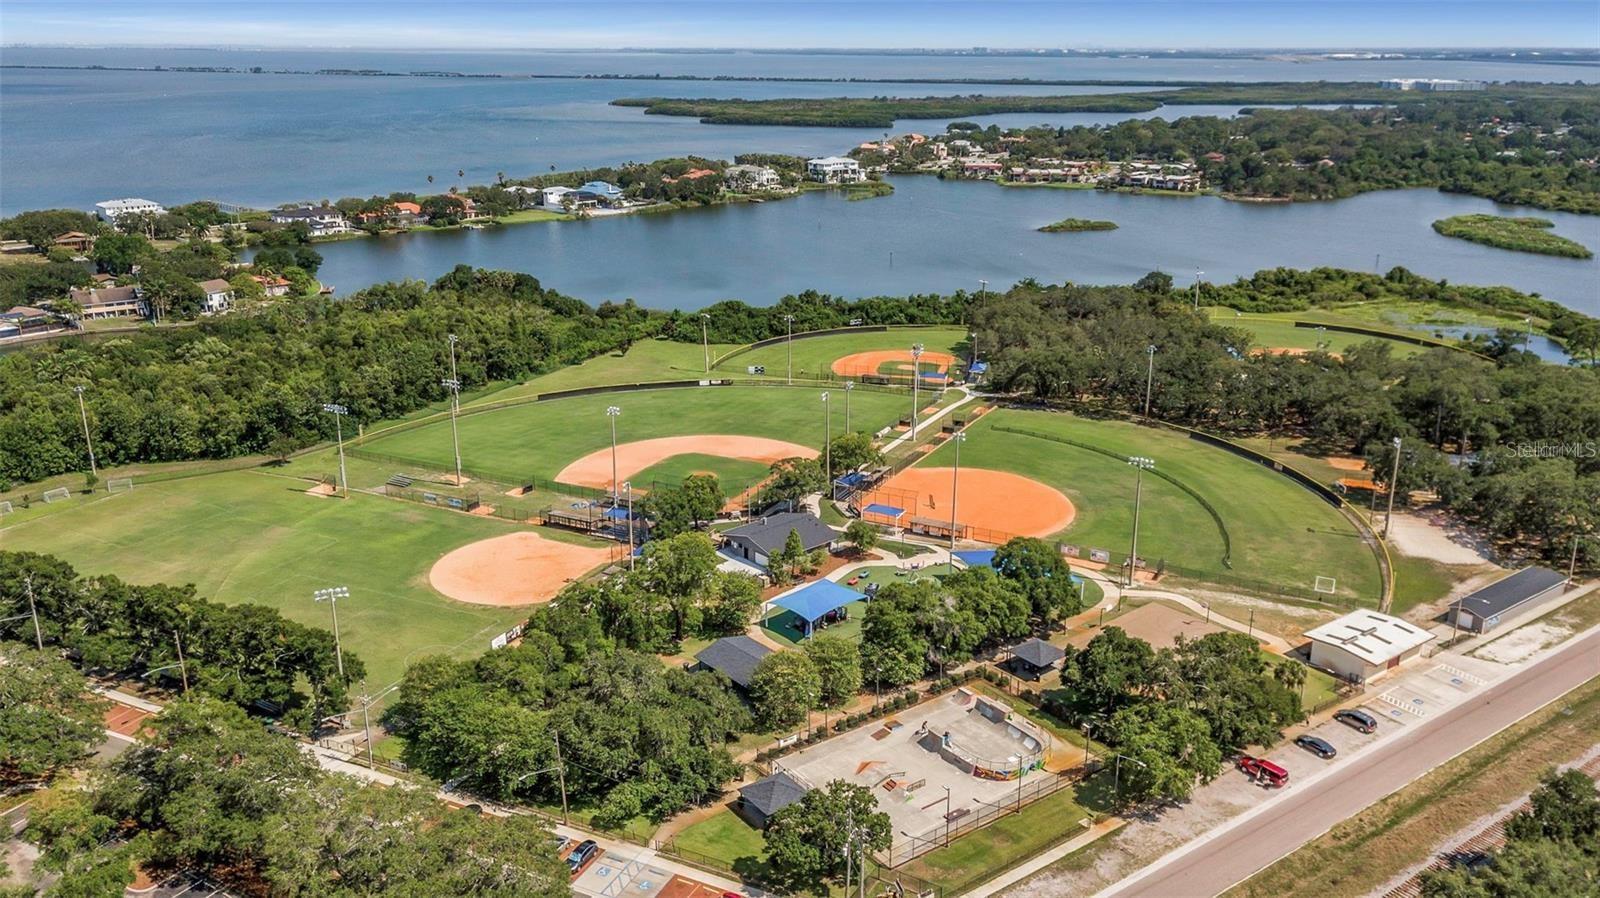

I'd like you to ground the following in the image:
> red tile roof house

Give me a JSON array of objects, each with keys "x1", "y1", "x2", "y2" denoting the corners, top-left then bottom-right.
[
  {"x1": 68, "y1": 285, "x2": 147, "y2": 320},
  {"x1": 250, "y1": 274, "x2": 294, "y2": 297}
]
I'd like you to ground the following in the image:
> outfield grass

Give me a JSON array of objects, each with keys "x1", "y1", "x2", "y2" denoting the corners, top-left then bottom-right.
[
  {"x1": 1209, "y1": 313, "x2": 1431, "y2": 357},
  {"x1": 359, "y1": 385, "x2": 912, "y2": 488},
  {"x1": 461, "y1": 339, "x2": 736, "y2": 408},
  {"x1": 917, "y1": 409, "x2": 1383, "y2": 602},
  {"x1": 632, "y1": 453, "x2": 772, "y2": 495},
  {"x1": 0, "y1": 470, "x2": 558, "y2": 689},
  {"x1": 896, "y1": 784, "x2": 1095, "y2": 894},
  {"x1": 714, "y1": 326, "x2": 969, "y2": 382}
]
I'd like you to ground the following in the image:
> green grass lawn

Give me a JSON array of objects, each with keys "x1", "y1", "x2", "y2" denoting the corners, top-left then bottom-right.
[
  {"x1": 1388, "y1": 553, "x2": 1483, "y2": 615},
  {"x1": 359, "y1": 385, "x2": 911, "y2": 487},
  {"x1": 714, "y1": 326, "x2": 969, "y2": 382},
  {"x1": 461, "y1": 338, "x2": 736, "y2": 408},
  {"x1": 0, "y1": 470, "x2": 552, "y2": 690},
  {"x1": 1208, "y1": 312, "x2": 1430, "y2": 357},
  {"x1": 896, "y1": 784, "x2": 1095, "y2": 894},
  {"x1": 918, "y1": 409, "x2": 1383, "y2": 603},
  {"x1": 632, "y1": 453, "x2": 773, "y2": 495},
  {"x1": 671, "y1": 807, "x2": 769, "y2": 868}
]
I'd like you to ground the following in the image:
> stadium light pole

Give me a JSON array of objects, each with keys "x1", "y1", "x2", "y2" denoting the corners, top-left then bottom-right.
[
  {"x1": 322, "y1": 403, "x2": 349, "y2": 495},
  {"x1": 783, "y1": 315, "x2": 795, "y2": 384},
  {"x1": 606, "y1": 406, "x2": 622, "y2": 505},
  {"x1": 700, "y1": 313, "x2": 711, "y2": 373},
  {"x1": 313, "y1": 586, "x2": 350, "y2": 680},
  {"x1": 72, "y1": 385, "x2": 98, "y2": 479},
  {"x1": 949, "y1": 431, "x2": 966, "y2": 554},
  {"x1": 821, "y1": 392, "x2": 832, "y2": 485},
  {"x1": 910, "y1": 343, "x2": 925, "y2": 438},
  {"x1": 5, "y1": 574, "x2": 46, "y2": 650},
  {"x1": 844, "y1": 381, "x2": 854, "y2": 432},
  {"x1": 1383, "y1": 436, "x2": 1402, "y2": 539},
  {"x1": 1126, "y1": 457, "x2": 1155, "y2": 587},
  {"x1": 622, "y1": 481, "x2": 636, "y2": 570},
  {"x1": 1142, "y1": 345, "x2": 1157, "y2": 419},
  {"x1": 440, "y1": 379, "x2": 463, "y2": 486},
  {"x1": 1192, "y1": 269, "x2": 1204, "y2": 311}
]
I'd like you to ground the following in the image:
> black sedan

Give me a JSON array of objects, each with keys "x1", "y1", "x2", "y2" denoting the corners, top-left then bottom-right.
[
  {"x1": 1334, "y1": 708, "x2": 1378, "y2": 734},
  {"x1": 1295, "y1": 734, "x2": 1338, "y2": 759}
]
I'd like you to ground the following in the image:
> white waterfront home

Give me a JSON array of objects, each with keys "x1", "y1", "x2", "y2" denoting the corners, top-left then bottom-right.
[{"x1": 805, "y1": 156, "x2": 864, "y2": 184}]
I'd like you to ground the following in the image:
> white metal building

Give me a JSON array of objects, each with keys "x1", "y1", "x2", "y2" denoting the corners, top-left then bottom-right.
[{"x1": 1305, "y1": 610, "x2": 1436, "y2": 683}]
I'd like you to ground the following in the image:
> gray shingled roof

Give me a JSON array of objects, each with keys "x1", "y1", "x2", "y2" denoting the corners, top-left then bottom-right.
[
  {"x1": 1010, "y1": 637, "x2": 1066, "y2": 669},
  {"x1": 1455, "y1": 566, "x2": 1566, "y2": 619},
  {"x1": 694, "y1": 635, "x2": 773, "y2": 689},
  {"x1": 739, "y1": 770, "x2": 809, "y2": 818},
  {"x1": 723, "y1": 512, "x2": 836, "y2": 555}
]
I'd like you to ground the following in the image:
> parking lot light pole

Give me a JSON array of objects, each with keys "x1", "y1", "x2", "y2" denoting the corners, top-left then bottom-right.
[
  {"x1": 1126, "y1": 457, "x2": 1154, "y2": 587},
  {"x1": 313, "y1": 586, "x2": 350, "y2": 680},
  {"x1": 606, "y1": 406, "x2": 622, "y2": 504},
  {"x1": 322, "y1": 403, "x2": 349, "y2": 495}
]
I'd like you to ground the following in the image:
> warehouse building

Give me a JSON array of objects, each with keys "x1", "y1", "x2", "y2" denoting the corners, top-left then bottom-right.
[
  {"x1": 1446, "y1": 566, "x2": 1568, "y2": 634},
  {"x1": 1305, "y1": 610, "x2": 1436, "y2": 683}
]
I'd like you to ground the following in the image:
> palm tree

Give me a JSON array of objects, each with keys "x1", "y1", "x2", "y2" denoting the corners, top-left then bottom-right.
[
  {"x1": 496, "y1": 171, "x2": 505, "y2": 186},
  {"x1": 426, "y1": 174, "x2": 434, "y2": 185}
]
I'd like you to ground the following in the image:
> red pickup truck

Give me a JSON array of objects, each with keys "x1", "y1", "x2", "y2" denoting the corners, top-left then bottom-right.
[{"x1": 1237, "y1": 754, "x2": 1289, "y2": 788}]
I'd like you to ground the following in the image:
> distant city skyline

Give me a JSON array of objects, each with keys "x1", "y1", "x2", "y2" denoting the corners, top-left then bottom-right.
[{"x1": 2, "y1": 0, "x2": 1596, "y2": 51}]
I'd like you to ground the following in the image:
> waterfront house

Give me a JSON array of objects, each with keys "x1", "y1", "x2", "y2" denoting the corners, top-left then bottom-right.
[
  {"x1": 805, "y1": 156, "x2": 864, "y2": 184},
  {"x1": 271, "y1": 205, "x2": 350, "y2": 237},
  {"x1": 962, "y1": 160, "x2": 1005, "y2": 178},
  {"x1": 94, "y1": 198, "x2": 166, "y2": 222},
  {"x1": 537, "y1": 186, "x2": 576, "y2": 210},
  {"x1": 724, "y1": 164, "x2": 781, "y2": 191},
  {"x1": 390, "y1": 201, "x2": 427, "y2": 227},
  {"x1": 574, "y1": 181, "x2": 625, "y2": 206},
  {"x1": 1, "y1": 306, "x2": 59, "y2": 337},
  {"x1": 68, "y1": 285, "x2": 147, "y2": 320},
  {"x1": 250, "y1": 274, "x2": 294, "y2": 297},
  {"x1": 197, "y1": 278, "x2": 235, "y2": 315}
]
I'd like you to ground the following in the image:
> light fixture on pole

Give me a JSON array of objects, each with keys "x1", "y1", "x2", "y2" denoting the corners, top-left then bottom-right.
[
  {"x1": 1192, "y1": 269, "x2": 1204, "y2": 310},
  {"x1": 821, "y1": 392, "x2": 831, "y2": 484},
  {"x1": 948, "y1": 431, "x2": 966, "y2": 553},
  {"x1": 844, "y1": 381, "x2": 854, "y2": 432},
  {"x1": 622, "y1": 480, "x2": 635, "y2": 570},
  {"x1": 313, "y1": 586, "x2": 350, "y2": 679},
  {"x1": 1126, "y1": 456, "x2": 1155, "y2": 587},
  {"x1": 910, "y1": 343, "x2": 925, "y2": 438},
  {"x1": 783, "y1": 315, "x2": 795, "y2": 384},
  {"x1": 1383, "y1": 436, "x2": 1402, "y2": 539},
  {"x1": 322, "y1": 403, "x2": 349, "y2": 495},
  {"x1": 440, "y1": 378, "x2": 463, "y2": 486},
  {"x1": 606, "y1": 406, "x2": 622, "y2": 505},
  {"x1": 700, "y1": 313, "x2": 711, "y2": 372},
  {"x1": 73, "y1": 385, "x2": 98, "y2": 479},
  {"x1": 1143, "y1": 345, "x2": 1157, "y2": 419}
]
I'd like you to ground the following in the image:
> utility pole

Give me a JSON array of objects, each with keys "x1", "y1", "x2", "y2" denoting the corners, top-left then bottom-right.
[
  {"x1": 606, "y1": 406, "x2": 622, "y2": 505},
  {"x1": 360, "y1": 682, "x2": 375, "y2": 769},
  {"x1": 910, "y1": 343, "x2": 924, "y2": 438},
  {"x1": 172, "y1": 629, "x2": 190, "y2": 694},
  {"x1": 554, "y1": 730, "x2": 570, "y2": 824},
  {"x1": 1570, "y1": 536, "x2": 1583, "y2": 587},
  {"x1": 1384, "y1": 436, "x2": 1402, "y2": 539},
  {"x1": 25, "y1": 574, "x2": 44, "y2": 650},
  {"x1": 821, "y1": 392, "x2": 832, "y2": 484},
  {"x1": 623, "y1": 481, "x2": 636, "y2": 571},
  {"x1": 784, "y1": 315, "x2": 795, "y2": 385},
  {"x1": 844, "y1": 381, "x2": 854, "y2": 432},
  {"x1": 1143, "y1": 345, "x2": 1157, "y2": 418},
  {"x1": 949, "y1": 431, "x2": 966, "y2": 553},
  {"x1": 700, "y1": 313, "x2": 711, "y2": 373},
  {"x1": 314, "y1": 586, "x2": 349, "y2": 680},
  {"x1": 323, "y1": 403, "x2": 349, "y2": 495},
  {"x1": 1126, "y1": 457, "x2": 1154, "y2": 587},
  {"x1": 73, "y1": 385, "x2": 97, "y2": 479},
  {"x1": 1192, "y1": 269, "x2": 1204, "y2": 311}
]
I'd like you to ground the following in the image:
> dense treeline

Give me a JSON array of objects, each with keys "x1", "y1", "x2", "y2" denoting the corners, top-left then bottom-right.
[
  {"x1": 1421, "y1": 767, "x2": 1600, "y2": 897},
  {"x1": 1432, "y1": 214, "x2": 1594, "y2": 258},
  {"x1": 22, "y1": 697, "x2": 570, "y2": 897},
  {"x1": 669, "y1": 288, "x2": 971, "y2": 345},
  {"x1": 0, "y1": 551, "x2": 356, "y2": 729},
  {"x1": 0, "y1": 265, "x2": 650, "y2": 484},
  {"x1": 970, "y1": 276, "x2": 1600, "y2": 565}
]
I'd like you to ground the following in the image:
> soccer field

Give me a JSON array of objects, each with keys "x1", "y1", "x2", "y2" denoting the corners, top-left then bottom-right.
[
  {"x1": 0, "y1": 471, "x2": 580, "y2": 688},
  {"x1": 918, "y1": 408, "x2": 1384, "y2": 603},
  {"x1": 357, "y1": 384, "x2": 915, "y2": 493}
]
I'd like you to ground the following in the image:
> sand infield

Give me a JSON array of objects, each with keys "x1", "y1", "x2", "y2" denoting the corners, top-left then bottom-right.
[
  {"x1": 875, "y1": 466, "x2": 1075, "y2": 539},
  {"x1": 429, "y1": 531, "x2": 614, "y2": 607},
  {"x1": 553, "y1": 435, "x2": 816, "y2": 490},
  {"x1": 832, "y1": 349, "x2": 958, "y2": 378}
]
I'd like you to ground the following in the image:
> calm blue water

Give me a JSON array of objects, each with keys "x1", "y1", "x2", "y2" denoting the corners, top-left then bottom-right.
[{"x1": 300, "y1": 177, "x2": 1600, "y2": 316}]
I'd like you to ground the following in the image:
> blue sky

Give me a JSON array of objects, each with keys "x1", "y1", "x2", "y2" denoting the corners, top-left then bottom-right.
[{"x1": 2, "y1": 1, "x2": 1596, "y2": 49}]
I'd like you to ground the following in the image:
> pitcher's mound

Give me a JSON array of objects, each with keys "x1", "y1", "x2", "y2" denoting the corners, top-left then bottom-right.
[
  {"x1": 876, "y1": 467, "x2": 1074, "y2": 539},
  {"x1": 429, "y1": 531, "x2": 614, "y2": 607}
]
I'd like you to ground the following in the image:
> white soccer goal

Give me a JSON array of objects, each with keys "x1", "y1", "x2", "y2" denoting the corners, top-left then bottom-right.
[
  {"x1": 42, "y1": 487, "x2": 71, "y2": 504},
  {"x1": 107, "y1": 477, "x2": 134, "y2": 494},
  {"x1": 0, "y1": 500, "x2": 12, "y2": 516},
  {"x1": 1314, "y1": 576, "x2": 1338, "y2": 595}
]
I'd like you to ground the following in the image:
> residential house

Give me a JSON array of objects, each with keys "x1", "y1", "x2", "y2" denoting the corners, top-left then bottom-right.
[
  {"x1": 52, "y1": 231, "x2": 96, "y2": 254},
  {"x1": 719, "y1": 512, "x2": 837, "y2": 568},
  {"x1": 537, "y1": 186, "x2": 576, "y2": 210},
  {"x1": 390, "y1": 201, "x2": 426, "y2": 227},
  {"x1": 805, "y1": 156, "x2": 864, "y2": 184},
  {"x1": 574, "y1": 181, "x2": 625, "y2": 207},
  {"x1": 250, "y1": 274, "x2": 294, "y2": 297},
  {"x1": 724, "y1": 164, "x2": 781, "y2": 191},
  {"x1": 962, "y1": 160, "x2": 1005, "y2": 178},
  {"x1": 94, "y1": 198, "x2": 166, "y2": 221},
  {"x1": 197, "y1": 278, "x2": 235, "y2": 315},
  {"x1": 270, "y1": 205, "x2": 351, "y2": 237},
  {"x1": 1, "y1": 306, "x2": 59, "y2": 338},
  {"x1": 68, "y1": 285, "x2": 147, "y2": 320}
]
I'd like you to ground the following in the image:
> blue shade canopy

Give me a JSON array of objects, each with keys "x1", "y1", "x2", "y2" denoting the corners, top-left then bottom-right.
[
  {"x1": 772, "y1": 579, "x2": 866, "y2": 622},
  {"x1": 953, "y1": 549, "x2": 998, "y2": 568},
  {"x1": 863, "y1": 503, "x2": 905, "y2": 517}
]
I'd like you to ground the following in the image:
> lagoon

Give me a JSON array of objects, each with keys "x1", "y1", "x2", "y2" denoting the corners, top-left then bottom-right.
[{"x1": 305, "y1": 177, "x2": 1600, "y2": 314}]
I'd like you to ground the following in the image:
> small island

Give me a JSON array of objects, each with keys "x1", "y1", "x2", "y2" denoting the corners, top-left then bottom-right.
[
  {"x1": 1431, "y1": 214, "x2": 1593, "y2": 259},
  {"x1": 1038, "y1": 218, "x2": 1119, "y2": 233}
]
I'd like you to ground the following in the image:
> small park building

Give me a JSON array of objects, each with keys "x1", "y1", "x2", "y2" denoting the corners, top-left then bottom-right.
[{"x1": 1305, "y1": 610, "x2": 1435, "y2": 683}]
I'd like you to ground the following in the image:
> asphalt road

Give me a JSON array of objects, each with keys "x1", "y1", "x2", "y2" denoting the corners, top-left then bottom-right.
[{"x1": 1107, "y1": 627, "x2": 1600, "y2": 898}]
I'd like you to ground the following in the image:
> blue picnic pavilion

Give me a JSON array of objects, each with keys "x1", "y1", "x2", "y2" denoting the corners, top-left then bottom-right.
[{"x1": 765, "y1": 579, "x2": 867, "y2": 638}]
